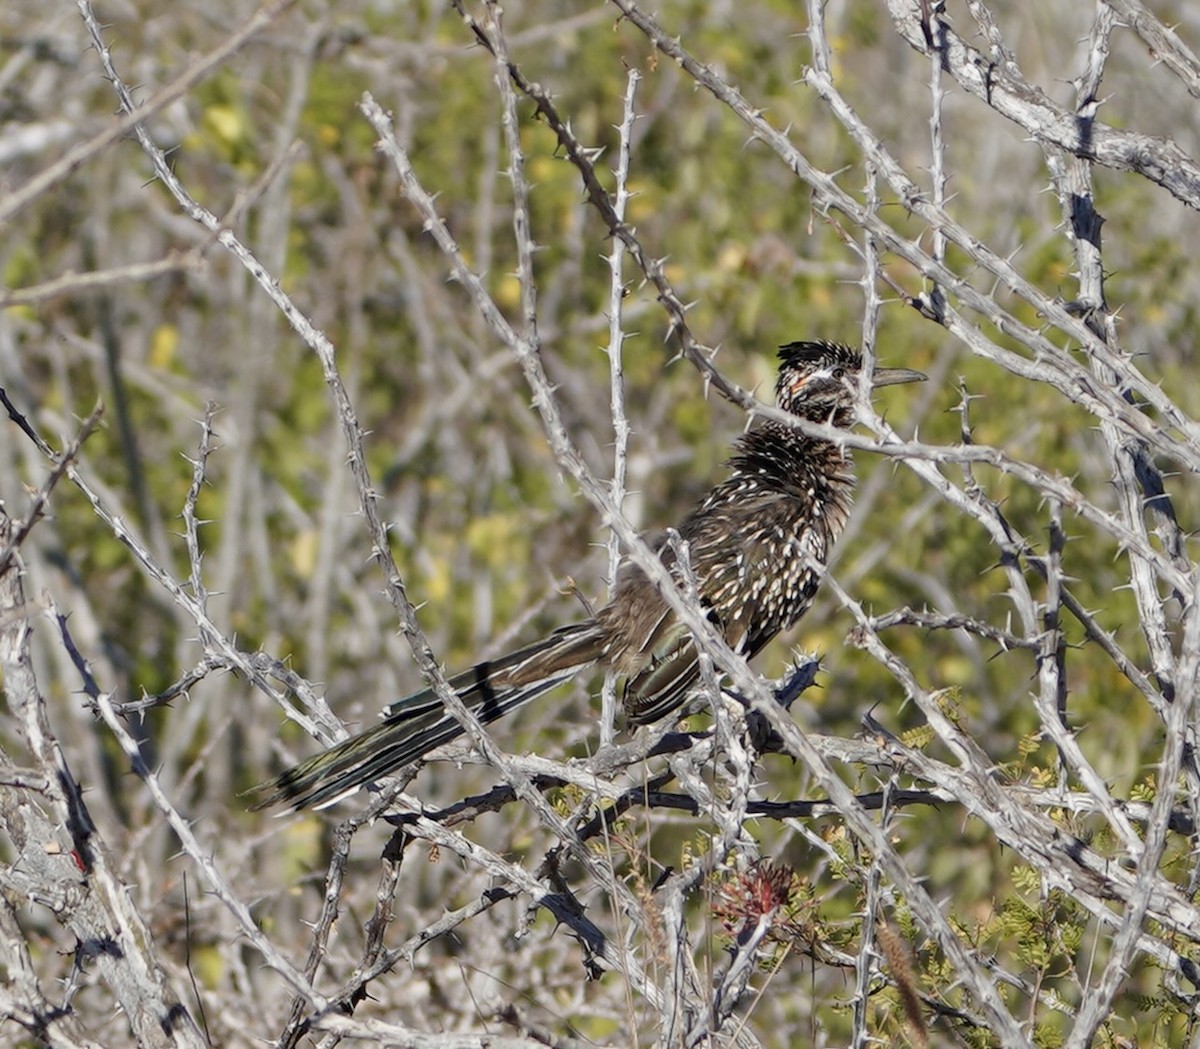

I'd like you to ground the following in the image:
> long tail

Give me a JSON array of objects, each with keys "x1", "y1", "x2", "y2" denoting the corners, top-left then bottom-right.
[{"x1": 251, "y1": 622, "x2": 605, "y2": 810}]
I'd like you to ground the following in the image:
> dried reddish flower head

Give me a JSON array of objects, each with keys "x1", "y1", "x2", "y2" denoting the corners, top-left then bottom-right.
[{"x1": 712, "y1": 859, "x2": 803, "y2": 938}]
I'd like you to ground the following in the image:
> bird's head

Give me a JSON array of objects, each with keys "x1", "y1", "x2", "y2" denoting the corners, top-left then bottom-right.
[{"x1": 775, "y1": 340, "x2": 926, "y2": 424}]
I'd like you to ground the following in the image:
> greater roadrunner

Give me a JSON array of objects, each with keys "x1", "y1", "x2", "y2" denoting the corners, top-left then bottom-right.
[{"x1": 255, "y1": 341, "x2": 924, "y2": 809}]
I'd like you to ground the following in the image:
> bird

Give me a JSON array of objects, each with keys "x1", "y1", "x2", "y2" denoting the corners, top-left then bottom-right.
[{"x1": 253, "y1": 341, "x2": 925, "y2": 809}]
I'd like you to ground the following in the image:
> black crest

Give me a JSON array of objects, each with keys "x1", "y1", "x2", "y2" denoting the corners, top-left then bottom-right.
[{"x1": 777, "y1": 340, "x2": 860, "y2": 370}]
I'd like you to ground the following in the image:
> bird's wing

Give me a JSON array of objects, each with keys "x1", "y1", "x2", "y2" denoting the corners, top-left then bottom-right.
[
  {"x1": 621, "y1": 635, "x2": 701, "y2": 725},
  {"x1": 621, "y1": 625, "x2": 775, "y2": 726}
]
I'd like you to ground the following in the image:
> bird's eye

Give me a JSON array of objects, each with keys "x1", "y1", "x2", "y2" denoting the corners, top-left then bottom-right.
[{"x1": 832, "y1": 366, "x2": 845, "y2": 380}]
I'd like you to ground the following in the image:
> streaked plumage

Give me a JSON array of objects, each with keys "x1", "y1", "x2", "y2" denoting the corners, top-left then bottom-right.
[{"x1": 254, "y1": 341, "x2": 925, "y2": 809}]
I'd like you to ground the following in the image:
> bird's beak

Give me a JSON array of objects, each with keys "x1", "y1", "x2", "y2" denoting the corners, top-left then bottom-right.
[{"x1": 870, "y1": 367, "x2": 927, "y2": 389}]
